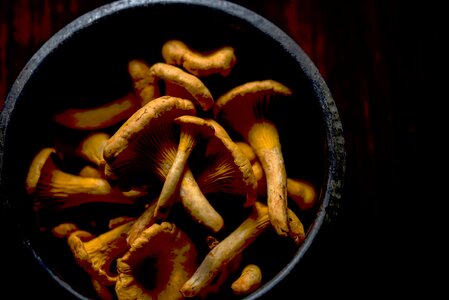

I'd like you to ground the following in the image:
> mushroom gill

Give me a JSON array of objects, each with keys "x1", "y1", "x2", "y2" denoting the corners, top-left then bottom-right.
[
  {"x1": 102, "y1": 96, "x2": 224, "y2": 233},
  {"x1": 115, "y1": 222, "x2": 197, "y2": 300},
  {"x1": 25, "y1": 147, "x2": 137, "y2": 215},
  {"x1": 68, "y1": 220, "x2": 134, "y2": 286},
  {"x1": 193, "y1": 118, "x2": 258, "y2": 208},
  {"x1": 154, "y1": 115, "x2": 215, "y2": 222}
]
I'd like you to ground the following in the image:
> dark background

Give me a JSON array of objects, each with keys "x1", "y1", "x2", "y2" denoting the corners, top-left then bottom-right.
[{"x1": 0, "y1": 0, "x2": 440, "y2": 298}]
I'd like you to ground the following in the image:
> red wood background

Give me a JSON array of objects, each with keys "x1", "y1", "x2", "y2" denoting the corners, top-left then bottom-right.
[{"x1": 1, "y1": 0, "x2": 440, "y2": 298}]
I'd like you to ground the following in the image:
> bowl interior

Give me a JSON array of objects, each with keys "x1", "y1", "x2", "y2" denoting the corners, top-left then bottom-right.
[{"x1": 1, "y1": 1, "x2": 343, "y2": 299}]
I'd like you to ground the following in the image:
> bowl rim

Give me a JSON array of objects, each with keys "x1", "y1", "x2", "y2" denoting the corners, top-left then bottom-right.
[{"x1": 0, "y1": 0, "x2": 346, "y2": 299}]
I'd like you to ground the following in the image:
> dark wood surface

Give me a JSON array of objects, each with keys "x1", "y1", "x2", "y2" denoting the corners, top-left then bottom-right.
[{"x1": 1, "y1": 0, "x2": 440, "y2": 298}]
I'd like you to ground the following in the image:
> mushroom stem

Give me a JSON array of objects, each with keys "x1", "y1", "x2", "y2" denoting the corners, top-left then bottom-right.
[
  {"x1": 179, "y1": 169, "x2": 224, "y2": 233},
  {"x1": 154, "y1": 116, "x2": 215, "y2": 223},
  {"x1": 248, "y1": 121, "x2": 289, "y2": 236},
  {"x1": 180, "y1": 202, "x2": 270, "y2": 297},
  {"x1": 126, "y1": 200, "x2": 157, "y2": 245}
]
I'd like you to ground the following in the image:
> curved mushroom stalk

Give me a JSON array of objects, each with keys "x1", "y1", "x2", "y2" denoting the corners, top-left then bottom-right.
[
  {"x1": 102, "y1": 96, "x2": 196, "y2": 189},
  {"x1": 103, "y1": 96, "x2": 223, "y2": 232},
  {"x1": 53, "y1": 92, "x2": 140, "y2": 130},
  {"x1": 76, "y1": 132, "x2": 111, "y2": 167},
  {"x1": 162, "y1": 39, "x2": 237, "y2": 77},
  {"x1": 179, "y1": 168, "x2": 225, "y2": 233},
  {"x1": 180, "y1": 201, "x2": 270, "y2": 298},
  {"x1": 241, "y1": 138, "x2": 317, "y2": 210},
  {"x1": 25, "y1": 148, "x2": 137, "y2": 215},
  {"x1": 68, "y1": 221, "x2": 134, "y2": 286},
  {"x1": 194, "y1": 119, "x2": 258, "y2": 208},
  {"x1": 128, "y1": 60, "x2": 214, "y2": 110},
  {"x1": 213, "y1": 79, "x2": 293, "y2": 237},
  {"x1": 154, "y1": 116, "x2": 215, "y2": 222},
  {"x1": 115, "y1": 222, "x2": 198, "y2": 300},
  {"x1": 180, "y1": 201, "x2": 304, "y2": 297},
  {"x1": 196, "y1": 236, "x2": 243, "y2": 299}
]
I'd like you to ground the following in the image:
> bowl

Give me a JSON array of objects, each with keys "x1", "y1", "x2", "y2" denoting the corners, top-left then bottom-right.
[{"x1": 0, "y1": 0, "x2": 345, "y2": 299}]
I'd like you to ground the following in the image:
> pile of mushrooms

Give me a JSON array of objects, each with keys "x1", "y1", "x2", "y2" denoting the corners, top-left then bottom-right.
[{"x1": 25, "y1": 38, "x2": 318, "y2": 299}]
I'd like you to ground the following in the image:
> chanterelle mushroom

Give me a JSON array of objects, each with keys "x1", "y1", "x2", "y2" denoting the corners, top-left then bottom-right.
[
  {"x1": 68, "y1": 220, "x2": 134, "y2": 286},
  {"x1": 213, "y1": 79, "x2": 293, "y2": 237},
  {"x1": 154, "y1": 115, "x2": 215, "y2": 222},
  {"x1": 161, "y1": 39, "x2": 237, "y2": 77},
  {"x1": 115, "y1": 222, "x2": 197, "y2": 300},
  {"x1": 127, "y1": 60, "x2": 214, "y2": 110},
  {"x1": 53, "y1": 92, "x2": 140, "y2": 130},
  {"x1": 237, "y1": 141, "x2": 317, "y2": 210},
  {"x1": 25, "y1": 148, "x2": 136, "y2": 215},
  {"x1": 180, "y1": 201, "x2": 270, "y2": 297},
  {"x1": 76, "y1": 132, "x2": 110, "y2": 167},
  {"x1": 193, "y1": 118, "x2": 258, "y2": 208},
  {"x1": 102, "y1": 96, "x2": 224, "y2": 233}
]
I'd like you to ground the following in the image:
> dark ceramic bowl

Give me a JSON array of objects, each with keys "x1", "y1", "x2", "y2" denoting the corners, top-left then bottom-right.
[{"x1": 0, "y1": 0, "x2": 345, "y2": 299}]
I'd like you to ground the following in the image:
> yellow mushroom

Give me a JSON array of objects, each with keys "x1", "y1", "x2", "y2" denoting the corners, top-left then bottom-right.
[
  {"x1": 161, "y1": 39, "x2": 237, "y2": 77},
  {"x1": 286, "y1": 178, "x2": 318, "y2": 210},
  {"x1": 127, "y1": 60, "x2": 214, "y2": 110},
  {"x1": 115, "y1": 222, "x2": 197, "y2": 300},
  {"x1": 180, "y1": 201, "x2": 270, "y2": 297},
  {"x1": 68, "y1": 220, "x2": 134, "y2": 286},
  {"x1": 127, "y1": 59, "x2": 154, "y2": 106},
  {"x1": 238, "y1": 142, "x2": 317, "y2": 210},
  {"x1": 231, "y1": 264, "x2": 263, "y2": 296},
  {"x1": 76, "y1": 132, "x2": 110, "y2": 167},
  {"x1": 154, "y1": 115, "x2": 215, "y2": 222},
  {"x1": 102, "y1": 96, "x2": 224, "y2": 233},
  {"x1": 193, "y1": 118, "x2": 258, "y2": 208},
  {"x1": 180, "y1": 200, "x2": 304, "y2": 297},
  {"x1": 213, "y1": 79, "x2": 293, "y2": 237},
  {"x1": 25, "y1": 148, "x2": 137, "y2": 215},
  {"x1": 53, "y1": 92, "x2": 140, "y2": 130},
  {"x1": 79, "y1": 165, "x2": 103, "y2": 178}
]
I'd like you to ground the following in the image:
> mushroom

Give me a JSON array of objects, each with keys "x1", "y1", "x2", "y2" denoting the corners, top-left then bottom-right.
[
  {"x1": 231, "y1": 264, "x2": 263, "y2": 296},
  {"x1": 102, "y1": 95, "x2": 196, "y2": 188},
  {"x1": 180, "y1": 201, "x2": 270, "y2": 297},
  {"x1": 127, "y1": 59, "x2": 153, "y2": 106},
  {"x1": 161, "y1": 39, "x2": 237, "y2": 77},
  {"x1": 192, "y1": 118, "x2": 258, "y2": 208},
  {"x1": 213, "y1": 79, "x2": 293, "y2": 237},
  {"x1": 76, "y1": 131, "x2": 110, "y2": 167},
  {"x1": 180, "y1": 200, "x2": 305, "y2": 297},
  {"x1": 25, "y1": 148, "x2": 137, "y2": 214},
  {"x1": 53, "y1": 92, "x2": 140, "y2": 130},
  {"x1": 68, "y1": 220, "x2": 134, "y2": 286},
  {"x1": 102, "y1": 96, "x2": 224, "y2": 233},
  {"x1": 127, "y1": 60, "x2": 214, "y2": 110},
  {"x1": 115, "y1": 222, "x2": 197, "y2": 300},
  {"x1": 196, "y1": 235, "x2": 243, "y2": 298},
  {"x1": 286, "y1": 178, "x2": 318, "y2": 210},
  {"x1": 79, "y1": 165, "x2": 103, "y2": 178},
  {"x1": 154, "y1": 115, "x2": 215, "y2": 222},
  {"x1": 237, "y1": 141, "x2": 317, "y2": 210}
]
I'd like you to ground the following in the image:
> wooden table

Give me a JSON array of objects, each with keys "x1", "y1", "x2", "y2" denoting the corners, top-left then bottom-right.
[{"x1": 1, "y1": 0, "x2": 438, "y2": 298}]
